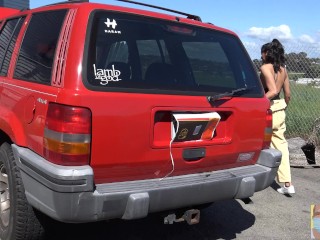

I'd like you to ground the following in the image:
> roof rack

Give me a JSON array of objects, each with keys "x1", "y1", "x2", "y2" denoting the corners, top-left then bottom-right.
[{"x1": 116, "y1": 0, "x2": 202, "y2": 22}]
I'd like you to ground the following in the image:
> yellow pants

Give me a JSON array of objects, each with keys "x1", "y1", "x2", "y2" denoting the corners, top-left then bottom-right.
[{"x1": 270, "y1": 100, "x2": 291, "y2": 183}]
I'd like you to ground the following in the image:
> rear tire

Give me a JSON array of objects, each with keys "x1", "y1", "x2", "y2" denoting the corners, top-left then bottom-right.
[{"x1": 0, "y1": 143, "x2": 44, "y2": 240}]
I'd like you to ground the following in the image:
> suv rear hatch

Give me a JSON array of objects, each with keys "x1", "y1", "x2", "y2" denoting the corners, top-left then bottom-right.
[{"x1": 82, "y1": 10, "x2": 269, "y2": 183}]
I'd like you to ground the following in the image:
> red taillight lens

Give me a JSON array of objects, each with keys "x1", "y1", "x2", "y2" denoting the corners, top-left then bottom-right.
[
  {"x1": 45, "y1": 103, "x2": 91, "y2": 133},
  {"x1": 44, "y1": 103, "x2": 91, "y2": 166},
  {"x1": 262, "y1": 109, "x2": 273, "y2": 149}
]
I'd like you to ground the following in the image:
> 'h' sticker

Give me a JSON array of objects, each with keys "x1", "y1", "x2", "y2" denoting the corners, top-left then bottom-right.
[{"x1": 104, "y1": 18, "x2": 117, "y2": 29}]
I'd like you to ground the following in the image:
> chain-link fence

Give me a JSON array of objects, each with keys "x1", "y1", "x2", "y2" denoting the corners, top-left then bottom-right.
[{"x1": 244, "y1": 42, "x2": 320, "y2": 146}]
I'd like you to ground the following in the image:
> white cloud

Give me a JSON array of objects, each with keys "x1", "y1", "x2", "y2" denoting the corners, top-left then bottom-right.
[
  {"x1": 240, "y1": 26, "x2": 320, "y2": 59},
  {"x1": 242, "y1": 41, "x2": 259, "y2": 48},
  {"x1": 298, "y1": 34, "x2": 315, "y2": 44},
  {"x1": 246, "y1": 24, "x2": 293, "y2": 41}
]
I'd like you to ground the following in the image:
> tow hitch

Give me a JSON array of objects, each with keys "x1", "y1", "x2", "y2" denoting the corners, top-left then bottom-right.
[{"x1": 164, "y1": 209, "x2": 200, "y2": 225}]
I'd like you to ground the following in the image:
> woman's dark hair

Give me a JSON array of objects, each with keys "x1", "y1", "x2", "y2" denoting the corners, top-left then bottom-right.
[
  {"x1": 261, "y1": 39, "x2": 286, "y2": 73},
  {"x1": 261, "y1": 42, "x2": 270, "y2": 54}
]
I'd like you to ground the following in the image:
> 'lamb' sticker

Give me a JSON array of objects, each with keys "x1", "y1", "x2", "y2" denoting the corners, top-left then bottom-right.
[
  {"x1": 104, "y1": 18, "x2": 121, "y2": 34},
  {"x1": 93, "y1": 64, "x2": 122, "y2": 85}
]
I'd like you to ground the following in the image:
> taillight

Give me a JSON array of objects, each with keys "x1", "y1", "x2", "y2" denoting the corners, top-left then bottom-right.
[
  {"x1": 43, "y1": 103, "x2": 91, "y2": 166},
  {"x1": 262, "y1": 109, "x2": 273, "y2": 149}
]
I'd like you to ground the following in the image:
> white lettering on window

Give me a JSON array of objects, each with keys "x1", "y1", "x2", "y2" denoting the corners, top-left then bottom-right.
[
  {"x1": 104, "y1": 18, "x2": 121, "y2": 34},
  {"x1": 93, "y1": 64, "x2": 122, "y2": 85}
]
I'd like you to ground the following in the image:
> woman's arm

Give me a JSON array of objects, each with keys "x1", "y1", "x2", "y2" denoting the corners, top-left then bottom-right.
[
  {"x1": 283, "y1": 71, "x2": 291, "y2": 105},
  {"x1": 261, "y1": 64, "x2": 278, "y2": 99}
]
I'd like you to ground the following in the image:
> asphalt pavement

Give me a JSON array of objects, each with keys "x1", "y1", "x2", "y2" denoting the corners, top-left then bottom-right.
[{"x1": 43, "y1": 164, "x2": 320, "y2": 240}]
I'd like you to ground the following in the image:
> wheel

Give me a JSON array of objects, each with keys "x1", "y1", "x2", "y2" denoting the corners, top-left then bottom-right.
[{"x1": 0, "y1": 143, "x2": 44, "y2": 240}]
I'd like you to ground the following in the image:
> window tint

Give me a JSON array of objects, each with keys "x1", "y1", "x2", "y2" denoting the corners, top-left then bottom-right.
[
  {"x1": 137, "y1": 40, "x2": 171, "y2": 80},
  {"x1": 0, "y1": 17, "x2": 25, "y2": 76},
  {"x1": 85, "y1": 11, "x2": 262, "y2": 97},
  {"x1": 103, "y1": 41, "x2": 129, "y2": 65},
  {"x1": 183, "y1": 42, "x2": 236, "y2": 88},
  {"x1": 14, "y1": 10, "x2": 67, "y2": 84}
]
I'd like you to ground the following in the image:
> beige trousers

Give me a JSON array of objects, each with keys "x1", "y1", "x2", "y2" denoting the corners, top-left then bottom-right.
[{"x1": 270, "y1": 100, "x2": 291, "y2": 183}]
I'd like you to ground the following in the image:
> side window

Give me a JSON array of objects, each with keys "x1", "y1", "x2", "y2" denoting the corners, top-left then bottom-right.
[
  {"x1": 14, "y1": 10, "x2": 67, "y2": 84},
  {"x1": 0, "y1": 17, "x2": 25, "y2": 76}
]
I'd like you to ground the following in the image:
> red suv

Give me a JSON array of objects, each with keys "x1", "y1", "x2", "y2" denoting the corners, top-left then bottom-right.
[{"x1": 0, "y1": 1, "x2": 280, "y2": 239}]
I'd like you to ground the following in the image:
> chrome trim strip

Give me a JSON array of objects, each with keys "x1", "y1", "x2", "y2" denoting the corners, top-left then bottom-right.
[{"x1": 2, "y1": 82, "x2": 57, "y2": 97}]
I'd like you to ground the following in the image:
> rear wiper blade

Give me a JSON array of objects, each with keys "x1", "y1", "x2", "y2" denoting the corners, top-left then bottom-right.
[{"x1": 207, "y1": 87, "x2": 248, "y2": 103}]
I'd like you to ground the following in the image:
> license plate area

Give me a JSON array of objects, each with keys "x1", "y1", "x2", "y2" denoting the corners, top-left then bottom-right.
[
  {"x1": 172, "y1": 112, "x2": 221, "y2": 142},
  {"x1": 152, "y1": 109, "x2": 233, "y2": 148}
]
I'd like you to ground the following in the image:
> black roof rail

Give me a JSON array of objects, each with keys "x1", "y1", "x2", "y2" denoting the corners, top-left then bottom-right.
[{"x1": 116, "y1": 0, "x2": 202, "y2": 22}]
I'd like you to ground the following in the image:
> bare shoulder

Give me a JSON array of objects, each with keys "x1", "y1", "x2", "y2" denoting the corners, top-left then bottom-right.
[
  {"x1": 260, "y1": 64, "x2": 273, "y2": 74},
  {"x1": 279, "y1": 66, "x2": 288, "y2": 79},
  {"x1": 260, "y1": 63, "x2": 273, "y2": 71},
  {"x1": 279, "y1": 66, "x2": 286, "y2": 72},
  {"x1": 284, "y1": 66, "x2": 289, "y2": 75}
]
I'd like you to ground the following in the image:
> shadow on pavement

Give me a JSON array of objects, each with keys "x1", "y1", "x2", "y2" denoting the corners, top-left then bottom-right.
[
  {"x1": 270, "y1": 180, "x2": 281, "y2": 191},
  {"x1": 43, "y1": 200, "x2": 255, "y2": 240},
  {"x1": 270, "y1": 180, "x2": 295, "y2": 198}
]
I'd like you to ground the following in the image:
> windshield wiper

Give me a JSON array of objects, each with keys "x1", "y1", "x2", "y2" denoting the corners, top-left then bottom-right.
[{"x1": 207, "y1": 87, "x2": 249, "y2": 103}]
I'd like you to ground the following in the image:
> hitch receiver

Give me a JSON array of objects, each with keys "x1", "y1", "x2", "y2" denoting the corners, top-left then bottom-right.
[{"x1": 164, "y1": 209, "x2": 200, "y2": 225}]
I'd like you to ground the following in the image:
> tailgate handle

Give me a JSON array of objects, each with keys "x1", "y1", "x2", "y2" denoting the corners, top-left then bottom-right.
[{"x1": 183, "y1": 148, "x2": 206, "y2": 161}]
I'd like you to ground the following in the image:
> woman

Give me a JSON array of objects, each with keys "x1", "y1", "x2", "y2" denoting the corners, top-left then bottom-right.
[{"x1": 260, "y1": 39, "x2": 295, "y2": 195}]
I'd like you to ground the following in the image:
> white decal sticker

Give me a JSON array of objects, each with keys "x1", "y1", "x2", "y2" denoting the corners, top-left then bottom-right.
[
  {"x1": 105, "y1": 18, "x2": 117, "y2": 29},
  {"x1": 93, "y1": 64, "x2": 122, "y2": 85},
  {"x1": 37, "y1": 97, "x2": 47, "y2": 104},
  {"x1": 104, "y1": 18, "x2": 121, "y2": 34}
]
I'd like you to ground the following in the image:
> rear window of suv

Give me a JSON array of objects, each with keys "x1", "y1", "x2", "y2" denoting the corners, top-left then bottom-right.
[{"x1": 84, "y1": 11, "x2": 263, "y2": 97}]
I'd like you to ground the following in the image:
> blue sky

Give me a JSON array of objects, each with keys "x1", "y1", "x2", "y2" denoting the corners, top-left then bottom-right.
[{"x1": 30, "y1": 0, "x2": 320, "y2": 58}]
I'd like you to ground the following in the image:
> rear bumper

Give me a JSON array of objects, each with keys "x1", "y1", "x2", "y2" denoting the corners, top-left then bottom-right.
[{"x1": 12, "y1": 144, "x2": 281, "y2": 223}]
